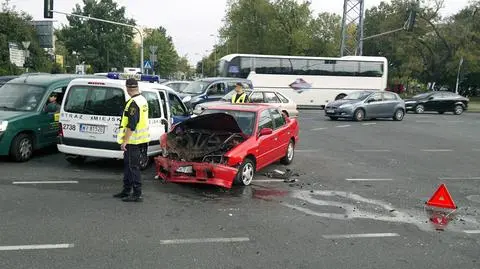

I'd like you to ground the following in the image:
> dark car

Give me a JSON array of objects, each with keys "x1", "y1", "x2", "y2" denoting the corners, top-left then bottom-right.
[
  {"x1": 178, "y1": 77, "x2": 253, "y2": 108},
  {"x1": 405, "y1": 91, "x2": 469, "y2": 115},
  {"x1": 0, "y1": 76, "x2": 19, "y2": 87}
]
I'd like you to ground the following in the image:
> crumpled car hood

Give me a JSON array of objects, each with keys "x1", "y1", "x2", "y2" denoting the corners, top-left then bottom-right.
[{"x1": 173, "y1": 112, "x2": 242, "y2": 134}]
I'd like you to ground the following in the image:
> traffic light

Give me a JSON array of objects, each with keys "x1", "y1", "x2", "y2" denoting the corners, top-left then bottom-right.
[{"x1": 44, "y1": 0, "x2": 53, "y2": 19}]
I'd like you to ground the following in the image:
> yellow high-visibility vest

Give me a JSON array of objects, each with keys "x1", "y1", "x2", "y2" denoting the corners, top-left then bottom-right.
[
  {"x1": 231, "y1": 92, "x2": 247, "y2": 103},
  {"x1": 117, "y1": 95, "x2": 149, "y2": 145}
]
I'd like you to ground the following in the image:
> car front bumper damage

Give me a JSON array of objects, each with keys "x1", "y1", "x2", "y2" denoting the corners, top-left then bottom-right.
[{"x1": 155, "y1": 156, "x2": 238, "y2": 189}]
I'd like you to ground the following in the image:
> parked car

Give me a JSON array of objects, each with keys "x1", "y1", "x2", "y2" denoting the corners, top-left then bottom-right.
[
  {"x1": 178, "y1": 77, "x2": 253, "y2": 107},
  {"x1": 0, "y1": 76, "x2": 19, "y2": 87},
  {"x1": 155, "y1": 103, "x2": 299, "y2": 188},
  {"x1": 0, "y1": 74, "x2": 95, "y2": 162},
  {"x1": 405, "y1": 91, "x2": 469, "y2": 115},
  {"x1": 325, "y1": 91, "x2": 405, "y2": 121},
  {"x1": 161, "y1": 80, "x2": 191, "y2": 93},
  {"x1": 193, "y1": 89, "x2": 299, "y2": 118}
]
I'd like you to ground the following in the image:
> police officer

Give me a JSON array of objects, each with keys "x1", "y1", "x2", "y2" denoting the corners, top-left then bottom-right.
[
  {"x1": 113, "y1": 78, "x2": 149, "y2": 202},
  {"x1": 231, "y1": 82, "x2": 250, "y2": 103}
]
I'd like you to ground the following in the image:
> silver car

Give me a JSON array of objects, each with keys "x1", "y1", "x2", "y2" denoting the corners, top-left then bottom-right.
[
  {"x1": 161, "y1": 81, "x2": 191, "y2": 93},
  {"x1": 193, "y1": 89, "x2": 299, "y2": 118},
  {"x1": 324, "y1": 91, "x2": 405, "y2": 121}
]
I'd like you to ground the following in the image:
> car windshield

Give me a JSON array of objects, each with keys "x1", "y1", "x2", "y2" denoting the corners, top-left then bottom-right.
[
  {"x1": 201, "y1": 109, "x2": 256, "y2": 136},
  {"x1": 181, "y1": 81, "x2": 210, "y2": 94},
  {"x1": 221, "y1": 89, "x2": 253, "y2": 101},
  {"x1": 344, "y1": 91, "x2": 372, "y2": 100},
  {"x1": 0, "y1": 83, "x2": 46, "y2": 111},
  {"x1": 412, "y1": 92, "x2": 433, "y2": 99}
]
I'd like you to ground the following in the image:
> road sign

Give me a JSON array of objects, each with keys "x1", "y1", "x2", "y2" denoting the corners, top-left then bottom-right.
[
  {"x1": 22, "y1": 41, "x2": 31, "y2": 49},
  {"x1": 143, "y1": 60, "x2": 152, "y2": 69},
  {"x1": 149, "y1": 46, "x2": 158, "y2": 54},
  {"x1": 426, "y1": 184, "x2": 456, "y2": 209}
]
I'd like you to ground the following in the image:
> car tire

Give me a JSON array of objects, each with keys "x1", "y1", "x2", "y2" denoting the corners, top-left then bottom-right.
[
  {"x1": 329, "y1": 116, "x2": 338, "y2": 121},
  {"x1": 454, "y1": 105, "x2": 464, "y2": 115},
  {"x1": 235, "y1": 158, "x2": 255, "y2": 186},
  {"x1": 415, "y1": 104, "x2": 424, "y2": 114},
  {"x1": 280, "y1": 140, "x2": 295, "y2": 165},
  {"x1": 353, "y1": 109, "x2": 365, "y2": 121},
  {"x1": 10, "y1": 133, "x2": 33, "y2": 162},
  {"x1": 65, "y1": 155, "x2": 86, "y2": 165},
  {"x1": 393, "y1": 109, "x2": 405, "y2": 121}
]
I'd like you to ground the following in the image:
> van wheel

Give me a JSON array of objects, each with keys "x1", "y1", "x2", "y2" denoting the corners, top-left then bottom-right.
[
  {"x1": 65, "y1": 155, "x2": 86, "y2": 165},
  {"x1": 10, "y1": 133, "x2": 33, "y2": 162}
]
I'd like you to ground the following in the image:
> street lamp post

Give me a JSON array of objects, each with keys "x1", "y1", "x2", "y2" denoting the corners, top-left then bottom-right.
[
  {"x1": 210, "y1": 34, "x2": 218, "y2": 76},
  {"x1": 455, "y1": 57, "x2": 464, "y2": 94}
]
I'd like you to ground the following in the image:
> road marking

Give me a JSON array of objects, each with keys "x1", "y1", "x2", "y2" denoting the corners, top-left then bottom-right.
[
  {"x1": 464, "y1": 230, "x2": 480, "y2": 234},
  {"x1": 311, "y1": 127, "x2": 327, "y2": 131},
  {"x1": 420, "y1": 149, "x2": 453, "y2": 152},
  {"x1": 336, "y1": 125, "x2": 351, "y2": 128},
  {"x1": 415, "y1": 120, "x2": 436, "y2": 123},
  {"x1": 448, "y1": 120, "x2": 464, "y2": 123},
  {"x1": 346, "y1": 178, "x2": 393, "y2": 181},
  {"x1": 0, "y1": 244, "x2": 74, "y2": 251},
  {"x1": 296, "y1": 149, "x2": 320, "y2": 152},
  {"x1": 354, "y1": 149, "x2": 391, "y2": 152},
  {"x1": 473, "y1": 149, "x2": 480, "y2": 152},
  {"x1": 254, "y1": 179, "x2": 289, "y2": 183},
  {"x1": 322, "y1": 233, "x2": 400, "y2": 239},
  {"x1": 362, "y1": 123, "x2": 377, "y2": 126},
  {"x1": 159, "y1": 237, "x2": 250, "y2": 245},
  {"x1": 438, "y1": 177, "x2": 480, "y2": 180},
  {"x1": 12, "y1": 181, "x2": 79, "y2": 185}
]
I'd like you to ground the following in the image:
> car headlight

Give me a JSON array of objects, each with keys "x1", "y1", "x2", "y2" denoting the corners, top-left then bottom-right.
[
  {"x1": 0, "y1": 121, "x2": 8, "y2": 132},
  {"x1": 339, "y1": 103, "x2": 353, "y2": 109}
]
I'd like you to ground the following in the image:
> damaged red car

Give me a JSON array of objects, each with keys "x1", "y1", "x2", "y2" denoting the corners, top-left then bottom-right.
[{"x1": 154, "y1": 104, "x2": 299, "y2": 189}]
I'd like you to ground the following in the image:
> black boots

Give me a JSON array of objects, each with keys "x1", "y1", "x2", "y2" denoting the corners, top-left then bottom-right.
[
  {"x1": 113, "y1": 189, "x2": 131, "y2": 198},
  {"x1": 122, "y1": 191, "x2": 143, "y2": 202}
]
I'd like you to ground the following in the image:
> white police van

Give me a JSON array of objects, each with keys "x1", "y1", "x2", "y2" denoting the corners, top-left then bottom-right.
[{"x1": 57, "y1": 73, "x2": 191, "y2": 169}]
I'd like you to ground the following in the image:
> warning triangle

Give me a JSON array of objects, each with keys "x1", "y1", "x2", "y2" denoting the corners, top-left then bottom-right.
[{"x1": 426, "y1": 184, "x2": 457, "y2": 209}]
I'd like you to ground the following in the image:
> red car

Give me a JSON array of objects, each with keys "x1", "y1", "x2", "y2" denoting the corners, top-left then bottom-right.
[{"x1": 154, "y1": 104, "x2": 299, "y2": 188}]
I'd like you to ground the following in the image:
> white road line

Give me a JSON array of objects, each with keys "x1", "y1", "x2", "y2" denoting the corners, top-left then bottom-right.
[
  {"x1": 254, "y1": 179, "x2": 289, "y2": 183},
  {"x1": 311, "y1": 127, "x2": 327, "y2": 131},
  {"x1": 362, "y1": 123, "x2": 377, "y2": 126},
  {"x1": 448, "y1": 120, "x2": 464, "y2": 123},
  {"x1": 354, "y1": 149, "x2": 391, "y2": 152},
  {"x1": 438, "y1": 177, "x2": 480, "y2": 180},
  {"x1": 296, "y1": 149, "x2": 320, "y2": 152},
  {"x1": 322, "y1": 233, "x2": 400, "y2": 239},
  {"x1": 12, "y1": 181, "x2": 79, "y2": 185},
  {"x1": 336, "y1": 125, "x2": 351, "y2": 128},
  {"x1": 415, "y1": 121, "x2": 436, "y2": 123},
  {"x1": 0, "y1": 244, "x2": 74, "y2": 251},
  {"x1": 464, "y1": 230, "x2": 480, "y2": 234},
  {"x1": 346, "y1": 178, "x2": 393, "y2": 181},
  {"x1": 420, "y1": 149, "x2": 453, "y2": 152},
  {"x1": 159, "y1": 237, "x2": 250, "y2": 245}
]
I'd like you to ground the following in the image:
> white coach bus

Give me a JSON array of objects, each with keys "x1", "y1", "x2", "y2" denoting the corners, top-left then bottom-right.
[{"x1": 217, "y1": 54, "x2": 388, "y2": 109}]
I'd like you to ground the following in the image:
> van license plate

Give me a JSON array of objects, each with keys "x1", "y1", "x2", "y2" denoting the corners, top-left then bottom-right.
[{"x1": 80, "y1": 124, "x2": 105, "y2": 134}]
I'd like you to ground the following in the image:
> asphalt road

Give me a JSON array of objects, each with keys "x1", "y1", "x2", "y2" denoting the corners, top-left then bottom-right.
[{"x1": 1, "y1": 111, "x2": 479, "y2": 269}]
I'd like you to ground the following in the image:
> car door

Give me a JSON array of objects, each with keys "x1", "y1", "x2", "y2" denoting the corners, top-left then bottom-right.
[
  {"x1": 141, "y1": 90, "x2": 167, "y2": 155},
  {"x1": 249, "y1": 92, "x2": 264, "y2": 103},
  {"x1": 437, "y1": 92, "x2": 454, "y2": 111},
  {"x1": 205, "y1": 82, "x2": 227, "y2": 102},
  {"x1": 379, "y1": 92, "x2": 398, "y2": 117},
  {"x1": 38, "y1": 86, "x2": 66, "y2": 146},
  {"x1": 158, "y1": 91, "x2": 172, "y2": 129},
  {"x1": 364, "y1": 92, "x2": 383, "y2": 118},
  {"x1": 270, "y1": 108, "x2": 290, "y2": 160},
  {"x1": 168, "y1": 92, "x2": 190, "y2": 124},
  {"x1": 256, "y1": 109, "x2": 276, "y2": 170},
  {"x1": 424, "y1": 93, "x2": 439, "y2": 111}
]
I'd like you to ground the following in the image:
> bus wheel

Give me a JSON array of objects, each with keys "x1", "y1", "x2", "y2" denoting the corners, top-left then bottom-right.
[{"x1": 335, "y1": 94, "x2": 347, "y2": 100}]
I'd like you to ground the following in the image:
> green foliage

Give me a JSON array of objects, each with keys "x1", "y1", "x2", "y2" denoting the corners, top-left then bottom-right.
[
  {"x1": 57, "y1": 0, "x2": 137, "y2": 72},
  {"x1": 143, "y1": 27, "x2": 179, "y2": 77},
  {"x1": 0, "y1": 1, "x2": 53, "y2": 75}
]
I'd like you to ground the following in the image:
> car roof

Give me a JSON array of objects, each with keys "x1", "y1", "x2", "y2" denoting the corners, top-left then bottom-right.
[
  {"x1": 68, "y1": 77, "x2": 181, "y2": 95},
  {"x1": 6, "y1": 74, "x2": 98, "y2": 87},
  {"x1": 198, "y1": 77, "x2": 251, "y2": 83},
  {"x1": 206, "y1": 103, "x2": 273, "y2": 112}
]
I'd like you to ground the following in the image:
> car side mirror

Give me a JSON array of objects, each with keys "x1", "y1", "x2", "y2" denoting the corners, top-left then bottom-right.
[{"x1": 259, "y1": 128, "x2": 273, "y2": 137}]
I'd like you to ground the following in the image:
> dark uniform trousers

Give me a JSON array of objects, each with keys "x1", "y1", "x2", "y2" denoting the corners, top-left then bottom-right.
[{"x1": 123, "y1": 143, "x2": 146, "y2": 194}]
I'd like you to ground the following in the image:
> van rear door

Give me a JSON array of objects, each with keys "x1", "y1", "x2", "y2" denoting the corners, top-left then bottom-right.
[
  {"x1": 61, "y1": 81, "x2": 125, "y2": 149},
  {"x1": 141, "y1": 90, "x2": 168, "y2": 155}
]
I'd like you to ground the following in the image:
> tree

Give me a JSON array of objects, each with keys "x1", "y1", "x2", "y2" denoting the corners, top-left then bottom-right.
[
  {"x1": 58, "y1": 0, "x2": 137, "y2": 72},
  {"x1": 0, "y1": 0, "x2": 52, "y2": 75},
  {"x1": 142, "y1": 27, "x2": 179, "y2": 77},
  {"x1": 308, "y1": 12, "x2": 342, "y2": 56}
]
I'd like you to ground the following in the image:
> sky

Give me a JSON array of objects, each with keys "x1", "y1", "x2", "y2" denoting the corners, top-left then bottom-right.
[{"x1": 8, "y1": 0, "x2": 471, "y2": 66}]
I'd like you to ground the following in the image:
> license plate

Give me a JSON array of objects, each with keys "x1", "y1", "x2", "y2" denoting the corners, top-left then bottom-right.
[
  {"x1": 326, "y1": 110, "x2": 334, "y2": 113},
  {"x1": 80, "y1": 124, "x2": 105, "y2": 134}
]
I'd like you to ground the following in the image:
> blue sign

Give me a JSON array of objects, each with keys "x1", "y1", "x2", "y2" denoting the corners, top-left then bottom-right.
[{"x1": 143, "y1": 60, "x2": 152, "y2": 69}]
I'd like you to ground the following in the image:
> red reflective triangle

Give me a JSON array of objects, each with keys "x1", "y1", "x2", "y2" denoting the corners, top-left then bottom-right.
[{"x1": 427, "y1": 184, "x2": 457, "y2": 209}]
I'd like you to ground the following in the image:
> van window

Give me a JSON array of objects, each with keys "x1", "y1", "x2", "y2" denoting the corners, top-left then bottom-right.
[
  {"x1": 158, "y1": 91, "x2": 169, "y2": 119},
  {"x1": 141, "y1": 91, "x2": 162, "y2": 118},
  {"x1": 169, "y1": 93, "x2": 187, "y2": 116},
  {"x1": 64, "y1": 86, "x2": 125, "y2": 116}
]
